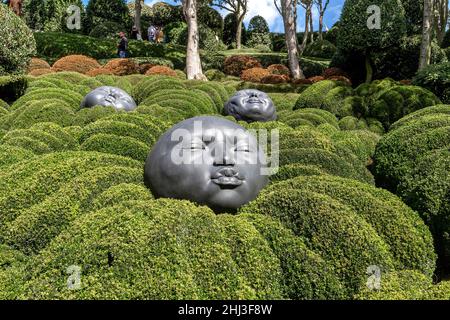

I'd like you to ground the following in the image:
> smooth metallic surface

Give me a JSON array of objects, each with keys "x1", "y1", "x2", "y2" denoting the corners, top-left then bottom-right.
[
  {"x1": 81, "y1": 86, "x2": 137, "y2": 111},
  {"x1": 224, "y1": 89, "x2": 277, "y2": 123},
  {"x1": 144, "y1": 116, "x2": 269, "y2": 210}
]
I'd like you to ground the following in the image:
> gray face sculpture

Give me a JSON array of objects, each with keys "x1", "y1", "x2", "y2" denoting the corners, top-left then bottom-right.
[
  {"x1": 224, "y1": 89, "x2": 277, "y2": 123},
  {"x1": 144, "y1": 116, "x2": 269, "y2": 210},
  {"x1": 81, "y1": 86, "x2": 137, "y2": 111}
]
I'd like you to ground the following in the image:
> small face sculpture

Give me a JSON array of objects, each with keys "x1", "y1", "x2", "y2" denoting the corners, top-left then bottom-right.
[
  {"x1": 145, "y1": 116, "x2": 269, "y2": 210},
  {"x1": 224, "y1": 89, "x2": 277, "y2": 123},
  {"x1": 81, "y1": 86, "x2": 137, "y2": 111}
]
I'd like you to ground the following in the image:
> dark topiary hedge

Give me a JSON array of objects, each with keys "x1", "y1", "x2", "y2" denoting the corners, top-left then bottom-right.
[
  {"x1": 0, "y1": 76, "x2": 28, "y2": 104},
  {"x1": 413, "y1": 62, "x2": 450, "y2": 104}
]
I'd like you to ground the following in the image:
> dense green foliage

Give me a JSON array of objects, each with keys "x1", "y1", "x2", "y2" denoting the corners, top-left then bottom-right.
[
  {"x1": 0, "y1": 4, "x2": 36, "y2": 75},
  {"x1": 374, "y1": 105, "x2": 450, "y2": 274},
  {"x1": 413, "y1": 62, "x2": 450, "y2": 104}
]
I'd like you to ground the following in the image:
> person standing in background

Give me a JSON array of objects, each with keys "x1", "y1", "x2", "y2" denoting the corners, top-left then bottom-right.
[
  {"x1": 117, "y1": 32, "x2": 128, "y2": 58},
  {"x1": 148, "y1": 24, "x2": 156, "y2": 43}
]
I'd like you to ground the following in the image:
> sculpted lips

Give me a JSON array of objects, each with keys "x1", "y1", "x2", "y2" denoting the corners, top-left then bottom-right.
[{"x1": 211, "y1": 168, "x2": 244, "y2": 188}]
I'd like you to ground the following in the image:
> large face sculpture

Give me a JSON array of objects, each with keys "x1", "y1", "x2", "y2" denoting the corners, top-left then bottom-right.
[
  {"x1": 81, "y1": 86, "x2": 137, "y2": 111},
  {"x1": 224, "y1": 89, "x2": 277, "y2": 123},
  {"x1": 145, "y1": 116, "x2": 269, "y2": 210}
]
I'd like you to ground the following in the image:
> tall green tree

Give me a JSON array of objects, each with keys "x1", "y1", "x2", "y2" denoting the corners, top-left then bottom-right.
[
  {"x1": 24, "y1": 0, "x2": 84, "y2": 32},
  {"x1": 211, "y1": 0, "x2": 248, "y2": 49},
  {"x1": 223, "y1": 12, "x2": 246, "y2": 46},
  {"x1": 84, "y1": 0, "x2": 130, "y2": 34},
  {"x1": 337, "y1": 0, "x2": 407, "y2": 83}
]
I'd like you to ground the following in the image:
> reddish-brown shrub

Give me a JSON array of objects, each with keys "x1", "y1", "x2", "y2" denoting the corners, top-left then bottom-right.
[
  {"x1": 292, "y1": 78, "x2": 313, "y2": 85},
  {"x1": 86, "y1": 68, "x2": 114, "y2": 77},
  {"x1": 103, "y1": 59, "x2": 139, "y2": 76},
  {"x1": 261, "y1": 74, "x2": 289, "y2": 84},
  {"x1": 139, "y1": 63, "x2": 156, "y2": 74},
  {"x1": 52, "y1": 55, "x2": 101, "y2": 74},
  {"x1": 322, "y1": 67, "x2": 348, "y2": 79},
  {"x1": 328, "y1": 76, "x2": 352, "y2": 86},
  {"x1": 28, "y1": 58, "x2": 51, "y2": 72},
  {"x1": 145, "y1": 65, "x2": 177, "y2": 77},
  {"x1": 224, "y1": 55, "x2": 262, "y2": 77},
  {"x1": 240, "y1": 67, "x2": 270, "y2": 83},
  {"x1": 308, "y1": 76, "x2": 326, "y2": 83},
  {"x1": 28, "y1": 68, "x2": 55, "y2": 77},
  {"x1": 267, "y1": 64, "x2": 290, "y2": 76}
]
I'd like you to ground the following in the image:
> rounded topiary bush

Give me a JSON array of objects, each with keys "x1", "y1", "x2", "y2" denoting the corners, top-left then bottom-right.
[
  {"x1": 304, "y1": 40, "x2": 336, "y2": 59},
  {"x1": 52, "y1": 55, "x2": 101, "y2": 74},
  {"x1": 145, "y1": 66, "x2": 177, "y2": 77},
  {"x1": 132, "y1": 77, "x2": 186, "y2": 104},
  {"x1": 103, "y1": 59, "x2": 139, "y2": 76},
  {"x1": 18, "y1": 199, "x2": 285, "y2": 299},
  {"x1": 224, "y1": 55, "x2": 262, "y2": 77},
  {"x1": 374, "y1": 106, "x2": 450, "y2": 273},
  {"x1": 241, "y1": 174, "x2": 436, "y2": 297},
  {"x1": 28, "y1": 58, "x2": 51, "y2": 72},
  {"x1": 240, "y1": 67, "x2": 270, "y2": 83},
  {"x1": 0, "y1": 4, "x2": 36, "y2": 75}
]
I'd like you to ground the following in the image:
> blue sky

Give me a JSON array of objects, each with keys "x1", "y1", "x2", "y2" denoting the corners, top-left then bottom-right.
[{"x1": 81, "y1": 0, "x2": 345, "y2": 32}]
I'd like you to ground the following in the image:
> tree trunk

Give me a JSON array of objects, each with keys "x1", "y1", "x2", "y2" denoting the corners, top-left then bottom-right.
[
  {"x1": 309, "y1": 11, "x2": 314, "y2": 43},
  {"x1": 183, "y1": 0, "x2": 206, "y2": 80},
  {"x1": 236, "y1": 15, "x2": 245, "y2": 49},
  {"x1": 134, "y1": 0, "x2": 142, "y2": 34},
  {"x1": 365, "y1": 54, "x2": 373, "y2": 83},
  {"x1": 299, "y1": 4, "x2": 310, "y2": 55},
  {"x1": 318, "y1": 6, "x2": 324, "y2": 41},
  {"x1": 419, "y1": 0, "x2": 433, "y2": 71},
  {"x1": 436, "y1": 0, "x2": 449, "y2": 44},
  {"x1": 282, "y1": 0, "x2": 305, "y2": 79}
]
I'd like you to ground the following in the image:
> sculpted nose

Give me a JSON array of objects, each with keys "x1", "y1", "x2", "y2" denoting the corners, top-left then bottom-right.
[{"x1": 213, "y1": 145, "x2": 236, "y2": 166}]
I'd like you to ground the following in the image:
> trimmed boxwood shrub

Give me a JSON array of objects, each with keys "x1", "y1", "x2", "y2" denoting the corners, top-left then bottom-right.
[
  {"x1": 10, "y1": 88, "x2": 83, "y2": 112},
  {"x1": 79, "y1": 133, "x2": 148, "y2": 161},
  {"x1": 52, "y1": 55, "x2": 101, "y2": 74},
  {"x1": 20, "y1": 199, "x2": 286, "y2": 299},
  {"x1": 0, "y1": 244, "x2": 29, "y2": 300},
  {"x1": 0, "y1": 151, "x2": 141, "y2": 240},
  {"x1": 224, "y1": 55, "x2": 262, "y2": 77},
  {"x1": 92, "y1": 183, "x2": 154, "y2": 211},
  {"x1": 141, "y1": 89, "x2": 216, "y2": 115},
  {"x1": 0, "y1": 145, "x2": 34, "y2": 169},
  {"x1": 241, "y1": 188, "x2": 396, "y2": 297},
  {"x1": 268, "y1": 93, "x2": 299, "y2": 111},
  {"x1": 103, "y1": 59, "x2": 139, "y2": 76},
  {"x1": 73, "y1": 106, "x2": 118, "y2": 127},
  {"x1": 135, "y1": 104, "x2": 185, "y2": 124},
  {"x1": 279, "y1": 108, "x2": 339, "y2": 129},
  {"x1": 374, "y1": 107, "x2": 450, "y2": 273},
  {"x1": 354, "y1": 270, "x2": 433, "y2": 300},
  {"x1": 5, "y1": 101, "x2": 75, "y2": 130},
  {"x1": 187, "y1": 82, "x2": 230, "y2": 113},
  {"x1": 272, "y1": 175, "x2": 435, "y2": 275},
  {"x1": 304, "y1": 40, "x2": 337, "y2": 59},
  {"x1": 205, "y1": 69, "x2": 226, "y2": 81},
  {"x1": 4, "y1": 165, "x2": 144, "y2": 255},
  {"x1": 294, "y1": 80, "x2": 341, "y2": 110},
  {"x1": 132, "y1": 77, "x2": 186, "y2": 104}
]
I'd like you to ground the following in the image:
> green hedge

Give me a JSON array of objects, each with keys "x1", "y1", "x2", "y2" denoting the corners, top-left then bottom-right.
[
  {"x1": 132, "y1": 77, "x2": 186, "y2": 104},
  {"x1": 80, "y1": 134, "x2": 150, "y2": 161},
  {"x1": 268, "y1": 93, "x2": 300, "y2": 111},
  {"x1": 135, "y1": 104, "x2": 185, "y2": 124},
  {"x1": 20, "y1": 200, "x2": 286, "y2": 299},
  {"x1": 268, "y1": 175, "x2": 436, "y2": 276},
  {"x1": 374, "y1": 107, "x2": 450, "y2": 272},
  {"x1": 34, "y1": 32, "x2": 166, "y2": 60},
  {"x1": 241, "y1": 187, "x2": 396, "y2": 297},
  {"x1": 1, "y1": 100, "x2": 76, "y2": 130},
  {"x1": 294, "y1": 80, "x2": 342, "y2": 110},
  {"x1": 10, "y1": 88, "x2": 83, "y2": 112},
  {"x1": 141, "y1": 89, "x2": 217, "y2": 116},
  {"x1": 412, "y1": 62, "x2": 450, "y2": 104},
  {"x1": 0, "y1": 145, "x2": 34, "y2": 169}
]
